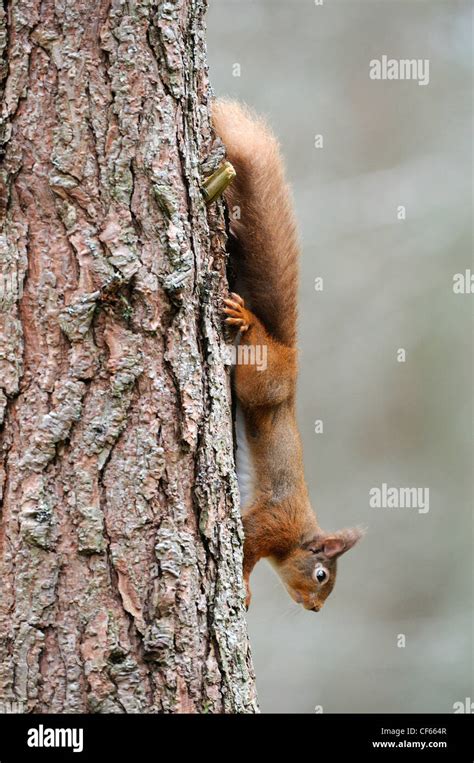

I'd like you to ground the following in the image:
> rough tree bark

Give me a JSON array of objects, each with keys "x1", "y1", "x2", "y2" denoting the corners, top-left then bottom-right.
[{"x1": 0, "y1": 0, "x2": 257, "y2": 713}]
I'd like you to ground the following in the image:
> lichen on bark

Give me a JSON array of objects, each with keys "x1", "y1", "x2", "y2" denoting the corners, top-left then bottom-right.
[{"x1": 0, "y1": 0, "x2": 257, "y2": 714}]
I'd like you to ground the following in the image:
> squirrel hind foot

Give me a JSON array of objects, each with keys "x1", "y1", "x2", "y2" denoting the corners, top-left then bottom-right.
[{"x1": 223, "y1": 293, "x2": 252, "y2": 332}]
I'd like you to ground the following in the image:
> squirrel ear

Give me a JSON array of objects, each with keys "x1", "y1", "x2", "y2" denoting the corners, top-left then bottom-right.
[
  {"x1": 321, "y1": 527, "x2": 366, "y2": 559},
  {"x1": 321, "y1": 536, "x2": 346, "y2": 558}
]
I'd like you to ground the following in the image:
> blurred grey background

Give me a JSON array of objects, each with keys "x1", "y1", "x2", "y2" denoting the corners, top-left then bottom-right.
[{"x1": 207, "y1": 0, "x2": 473, "y2": 713}]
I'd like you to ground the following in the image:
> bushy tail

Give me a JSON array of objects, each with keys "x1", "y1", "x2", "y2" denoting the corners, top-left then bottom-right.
[{"x1": 212, "y1": 99, "x2": 299, "y2": 348}]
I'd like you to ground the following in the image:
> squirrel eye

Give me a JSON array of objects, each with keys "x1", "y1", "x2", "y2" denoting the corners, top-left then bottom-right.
[{"x1": 315, "y1": 568, "x2": 327, "y2": 583}]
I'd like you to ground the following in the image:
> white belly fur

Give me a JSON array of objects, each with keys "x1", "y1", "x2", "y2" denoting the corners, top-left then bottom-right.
[{"x1": 235, "y1": 402, "x2": 255, "y2": 512}]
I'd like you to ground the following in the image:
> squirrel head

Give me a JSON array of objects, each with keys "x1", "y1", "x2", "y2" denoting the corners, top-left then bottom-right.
[{"x1": 274, "y1": 527, "x2": 364, "y2": 612}]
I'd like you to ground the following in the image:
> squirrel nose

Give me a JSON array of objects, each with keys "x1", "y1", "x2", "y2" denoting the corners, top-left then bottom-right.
[{"x1": 310, "y1": 604, "x2": 321, "y2": 612}]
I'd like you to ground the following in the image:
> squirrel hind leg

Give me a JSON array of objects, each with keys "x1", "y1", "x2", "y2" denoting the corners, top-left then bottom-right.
[{"x1": 223, "y1": 293, "x2": 296, "y2": 408}]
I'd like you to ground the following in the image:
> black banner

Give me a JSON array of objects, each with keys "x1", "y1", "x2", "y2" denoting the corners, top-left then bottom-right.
[{"x1": 0, "y1": 713, "x2": 472, "y2": 760}]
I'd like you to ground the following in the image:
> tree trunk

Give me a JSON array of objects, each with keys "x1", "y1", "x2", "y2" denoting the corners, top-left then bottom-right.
[{"x1": 0, "y1": 0, "x2": 257, "y2": 714}]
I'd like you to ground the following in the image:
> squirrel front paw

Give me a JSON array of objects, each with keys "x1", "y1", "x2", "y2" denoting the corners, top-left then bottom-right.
[
  {"x1": 244, "y1": 577, "x2": 252, "y2": 611},
  {"x1": 223, "y1": 292, "x2": 252, "y2": 333}
]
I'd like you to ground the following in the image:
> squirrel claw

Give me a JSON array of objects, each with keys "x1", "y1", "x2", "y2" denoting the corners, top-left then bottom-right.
[
  {"x1": 223, "y1": 302, "x2": 241, "y2": 316},
  {"x1": 225, "y1": 316, "x2": 250, "y2": 333},
  {"x1": 223, "y1": 293, "x2": 251, "y2": 332}
]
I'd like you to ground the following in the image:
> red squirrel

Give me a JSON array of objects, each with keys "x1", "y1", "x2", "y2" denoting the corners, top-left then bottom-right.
[{"x1": 212, "y1": 100, "x2": 363, "y2": 612}]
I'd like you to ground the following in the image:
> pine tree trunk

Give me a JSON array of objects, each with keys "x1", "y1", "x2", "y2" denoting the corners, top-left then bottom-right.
[{"x1": 0, "y1": 0, "x2": 257, "y2": 714}]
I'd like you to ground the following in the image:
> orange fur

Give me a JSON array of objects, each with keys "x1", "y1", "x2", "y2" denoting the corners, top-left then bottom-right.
[{"x1": 214, "y1": 100, "x2": 363, "y2": 612}]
